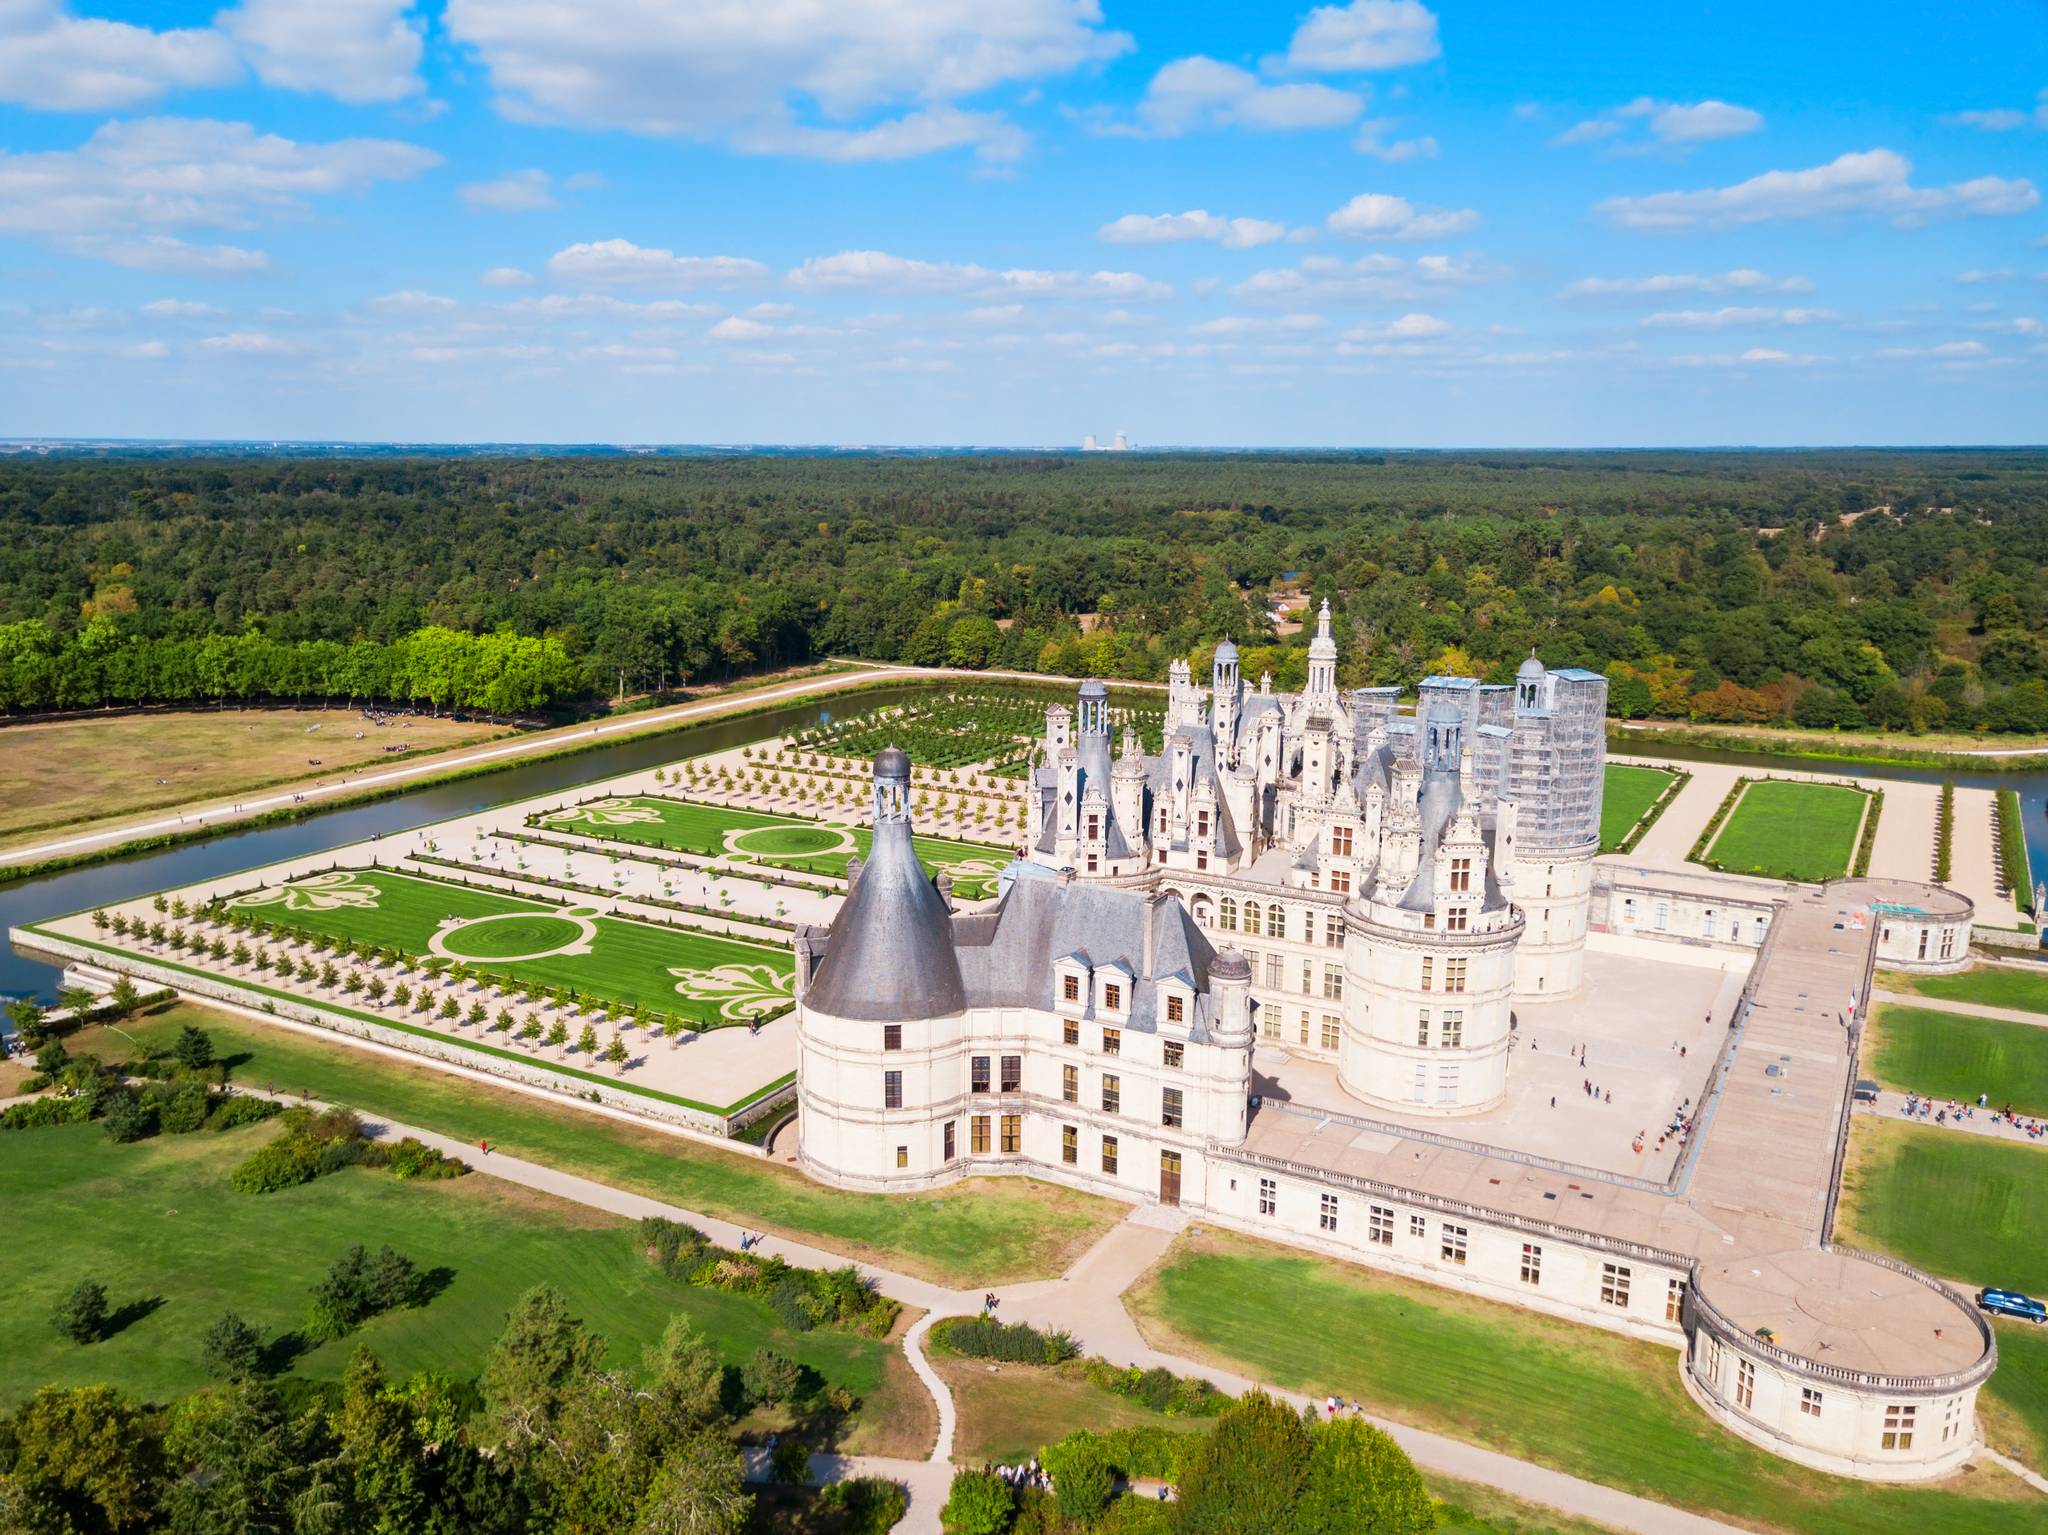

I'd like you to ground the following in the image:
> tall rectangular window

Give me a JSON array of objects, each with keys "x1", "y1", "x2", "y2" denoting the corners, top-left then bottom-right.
[
  {"x1": 970, "y1": 1115, "x2": 990, "y2": 1154},
  {"x1": 1062, "y1": 1064, "x2": 1078, "y2": 1103},
  {"x1": 970, "y1": 1056, "x2": 990, "y2": 1093},
  {"x1": 1062, "y1": 974, "x2": 1080, "y2": 1003},
  {"x1": 1409, "y1": 1214, "x2": 1426, "y2": 1238},
  {"x1": 1420, "y1": 955, "x2": 1433, "y2": 992},
  {"x1": 1436, "y1": 1064, "x2": 1459, "y2": 1103},
  {"x1": 1368, "y1": 1205, "x2": 1394, "y2": 1245},
  {"x1": 1882, "y1": 1405, "x2": 1914, "y2": 1450},
  {"x1": 1162, "y1": 1087, "x2": 1184, "y2": 1128},
  {"x1": 1000, "y1": 1114, "x2": 1021, "y2": 1153},
  {"x1": 1445, "y1": 958, "x2": 1467, "y2": 993},
  {"x1": 1330, "y1": 869, "x2": 1351, "y2": 896},
  {"x1": 1000, "y1": 1055, "x2": 1021, "y2": 1092},
  {"x1": 1735, "y1": 1359, "x2": 1755, "y2": 1410},
  {"x1": 1320, "y1": 1016, "x2": 1340, "y2": 1050},
  {"x1": 1061, "y1": 1124, "x2": 1077, "y2": 1164},
  {"x1": 1319, "y1": 1193, "x2": 1339, "y2": 1232},
  {"x1": 1441, "y1": 1224, "x2": 1468, "y2": 1265},
  {"x1": 1166, "y1": 994, "x2": 1184, "y2": 1024},
  {"x1": 1258, "y1": 1178, "x2": 1276, "y2": 1216},
  {"x1": 1063, "y1": 1018, "x2": 1079, "y2": 1045},
  {"x1": 883, "y1": 1024, "x2": 902, "y2": 1051},
  {"x1": 1103, "y1": 984, "x2": 1122, "y2": 1012},
  {"x1": 1163, "y1": 1041, "x2": 1184, "y2": 1070},
  {"x1": 1331, "y1": 825, "x2": 1353, "y2": 857},
  {"x1": 1265, "y1": 953, "x2": 1284, "y2": 989},
  {"x1": 1666, "y1": 1279, "x2": 1687, "y2": 1323},
  {"x1": 1450, "y1": 856, "x2": 1471, "y2": 892},
  {"x1": 1446, "y1": 907, "x2": 1468, "y2": 933},
  {"x1": 1101, "y1": 1074, "x2": 1120, "y2": 1115},
  {"x1": 883, "y1": 1071, "x2": 902, "y2": 1109},
  {"x1": 1601, "y1": 1263, "x2": 1632, "y2": 1309},
  {"x1": 895, "y1": 1145, "x2": 908, "y2": 1168},
  {"x1": 1441, "y1": 1012, "x2": 1463, "y2": 1048},
  {"x1": 1520, "y1": 1243, "x2": 1542, "y2": 1284},
  {"x1": 1416, "y1": 1010, "x2": 1430, "y2": 1047},
  {"x1": 943, "y1": 1121, "x2": 956, "y2": 1161},
  {"x1": 1323, "y1": 965, "x2": 1343, "y2": 1000},
  {"x1": 1101, "y1": 1136, "x2": 1119, "y2": 1175},
  {"x1": 1102, "y1": 1026, "x2": 1121, "y2": 1055}
]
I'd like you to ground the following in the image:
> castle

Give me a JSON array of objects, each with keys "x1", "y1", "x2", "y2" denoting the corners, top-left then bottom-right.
[{"x1": 792, "y1": 639, "x2": 1994, "y2": 1485}]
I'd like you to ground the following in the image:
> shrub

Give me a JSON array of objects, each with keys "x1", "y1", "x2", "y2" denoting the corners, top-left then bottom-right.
[
  {"x1": 639, "y1": 1216, "x2": 710, "y2": 1278},
  {"x1": 307, "y1": 1244, "x2": 424, "y2": 1341},
  {"x1": 231, "y1": 1138, "x2": 323, "y2": 1194},
  {"x1": 815, "y1": 1477, "x2": 906, "y2": 1535},
  {"x1": 768, "y1": 1433, "x2": 811, "y2": 1484},
  {"x1": 207, "y1": 1094, "x2": 284, "y2": 1132},
  {"x1": 741, "y1": 1347, "x2": 801, "y2": 1407},
  {"x1": 1, "y1": 1096, "x2": 92, "y2": 1131},
  {"x1": 940, "y1": 1469, "x2": 1014, "y2": 1535},
  {"x1": 155, "y1": 1080, "x2": 213, "y2": 1135},
  {"x1": 201, "y1": 1311, "x2": 265, "y2": 1381},
  {"x1": 935, "y1": 1316, "x2": 1079, "y2": 1365},
  {"x1": 1093, "y1": 1426, "x2": 1193, "y2": 1484},
  {"x1": 51, "y1": 1280, "x2": 108, "y2": 1344},
  {"x1": 1041, "y1": 1431, "x2": 1113, "y2": 1524},
  {"x1": 100, "y1": 1090, "x2": 156, "y2": 1144},
  {"x1": 383, "y1": 1137, "x2": 468, "y2": 1181}
]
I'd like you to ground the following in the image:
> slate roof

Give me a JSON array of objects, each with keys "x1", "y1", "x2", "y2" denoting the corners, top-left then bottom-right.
[{"x1": 804, "y1": 814, "x2": 966, "y2": 1021}]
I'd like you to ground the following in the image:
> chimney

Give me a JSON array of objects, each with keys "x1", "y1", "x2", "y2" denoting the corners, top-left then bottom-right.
[{"x1": 1143, "y1": 894, "x2": 1157, "y2": 977}]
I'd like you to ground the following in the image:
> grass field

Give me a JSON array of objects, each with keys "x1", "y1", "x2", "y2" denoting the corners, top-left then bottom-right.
[
  {"x1": 1834, "y1": 1115, "x2": 2048, "y2": 1294},
  {"x1": 1600, "y1": 765, "x2": 1676, "y2": 852},
  {"x1": 539, "y1": 795, "x2": 1012, "y2": 899},
  {"x1": 1703, "y1": 778, "x2": 1870, "y2": 882},
  {"x1": 0, "y1": 708, "x2": 504, "y2": 849},
  {"x1": 1882, "y1": 966, "x2": 2048, "y2": 1017},
  {"x1": 1127, "y1": 1230, "x2": 2043, "y2": 1535},
  {"x1": 1867, "y1": 1004, "x2": 2048, "y2": 1117},
  {"x1": 215, "y1": 865, "x2": 793, "y2": 1025},
  {"x1": 1981, "y1": 1320, "x2": 2048, "y2": 1470},
  {"x1": 0, "y1": 1118, "x2": 918, "y2": 1454},
  {"x1": 66, "y1": 1005, "x2": 1119, "y2": 1288}
]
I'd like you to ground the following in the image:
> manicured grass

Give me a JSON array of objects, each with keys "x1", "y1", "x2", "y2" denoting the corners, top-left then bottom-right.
[
  {"x1": 1882, "y1": 966, "x2": 2048, "y2": 1018},
  {"x1": 541, "y1": 795, "x2": 1011, "y2": 898},
  {"x1": 216, "y1": 865, "x2": 793, "y2": 1024},
  {"x1": 1600, "y1": 765, "x2": 1676, "y2": 852},
  {"x1": 1127, "y1": 1230, "x2": 2042, "y2": 1535},
  {"x1": 1868, "y1": 1003, "x2": 2048, "y2": 1118},
  {"x1": 1981, "y1": 1320, "x2": 2048, "y2": 1472},
  {"x1": 69, "y1": 1004, "x2": 1121, "y2": 1289},
  {"x1": 1834, "y1": 1116, "x2": 2048, "y2": 1294},
  {"x1": 1703, "y1": 779, "x2": 1869, "y2": 882},
  {"x1": 0, "y1": 706, "x2": 504, "y2": 849},
  {"x1": 1431, "y1": 1476, "x2": 1629, "y2": 1535},
  {"x1": 927, "y1": 1350, "x2": 1208, "y2": 1466},
  {"x1": 0, "y1": 1119, "x2": 903, "y2": 1436}
]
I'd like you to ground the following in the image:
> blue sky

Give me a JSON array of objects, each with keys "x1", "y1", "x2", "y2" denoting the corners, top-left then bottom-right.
[{"x1": 0, "y1": 1, "x2": 2042, "y2": 446}]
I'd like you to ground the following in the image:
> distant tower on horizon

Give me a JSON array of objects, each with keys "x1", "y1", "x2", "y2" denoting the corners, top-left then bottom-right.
[
  {"x1": 1113, "y1": 430, "x2": 1129, "y2": 451},
  {"x1": 1082, "y1": 433, "x2": 1098, "y2": 451}
]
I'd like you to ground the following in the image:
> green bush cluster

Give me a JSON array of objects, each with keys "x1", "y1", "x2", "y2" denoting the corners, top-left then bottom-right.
[
  {"x1": 305, "y1": 1243, "x2": 426, "y2": 1341},
  {"x1": 230, "y1": 1105, "x2": 468, "y2": 1194},
  {"x1": 813, "y1": 1476, "x2": 908, "y2": 1535},
  {"x1": 1081, "y1": 1360, "x2": 1229, "y2": 1418},
  {"x1": 1852, "y1": 787, "x2": 1884, "y2": 877},
  {"x1": 638, "y1": 1218, "x2": 900, "y2": 1338},
  {"x1": 1997, "y1": 787, "x2": 2033, "y2": 914},
  {"x1": 932, "y1": 1315, "x2": 1079, "y2": 1365},
  {"x1": 1935, "y1": 781, "x2": 1955, "y2": 882}
]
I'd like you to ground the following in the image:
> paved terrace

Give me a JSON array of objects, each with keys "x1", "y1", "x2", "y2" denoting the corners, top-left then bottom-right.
[{"x1": 1237, "y1": 877, "x2": 1990, "y2": 1380}]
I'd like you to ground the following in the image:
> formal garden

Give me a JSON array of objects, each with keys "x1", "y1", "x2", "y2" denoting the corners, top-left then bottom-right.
[
  {"x1": 1693, "y1": 777, "x2": 1875, "y2": 883},
  {"x1": 785, "y1": 686, "x2": 1167, "y2": 776},
  {"x1": 536, "y1": 794, "x2": 1013, "y2": 900},
  {"x1": 1598, "y1": 763, "x2": 1681, "y2": 853}
]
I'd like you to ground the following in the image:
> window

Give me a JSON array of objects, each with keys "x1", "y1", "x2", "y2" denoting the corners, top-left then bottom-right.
[
  {"x1": 1320, "y1": 1016, "x2": 1341, "y2": 1051},
  {"x1": 1917, "y1": 929, "x2": 1928, "y2": 959},
  {"x1": 1450, "y1": 856, "x2": 1471, "y2": 892},
  {"x1": 1411, "y1": 1063, "x2": 1426, "y2": 1102},
  {"x1": 1062, "y1": 1064, "x2": 1079, "y2": 1103},
  {"x1": 884, "y1": 1071, "x2": 903, "y2": 1109},
  {"x1": 883, "y1": 1024, "x2": 902, "y2": 1051},
  {"x1": 1220, "y1": 898, "x2": 1237, "y2": 931},
  {"x1": 1409, "y1": 1214, "x2": 1426, "y2": 1238},
  {"x1": 1331, "y1": 825, "x2": 1353, "y2": 857},
  {"x1": 1001, "y1": 1055, "x2": 1021, "y2": 1092},
  {"x1": 1166, "y1": 993, "x2": 1184, "y2": 1024},
  {"x1": 1436, "y1": 1065, "x2": 1459, "y2": 1104},
  {"x1": 1940, "y1": 927, "x2": 1955, "y2": 960},
  {"x1": 1102, "y1": 1074, "x2": 1120, "y2": 1114},
  {"x1": 1196, "y1": 809, "x2": 1209, "y2": 838},
  {"x1": 1441, "y1": 1011, "x2": 1463, "y2": 1048},
  {"x1": 1103, "y1": 984, "x2": 1122, "y2": 1012},
  {"x1": 943, "y1": 1121, "x2": 956, "y2": 1161},
  {"x1": 1086, "y1": 854, "x2": 1098, "y2": 873},
  {"x1": 1322, "y1": 965, "x2": 1343, "y2": 1000},
  {"x1": 1330, "y1": 869, "x2": 1351, "y2": 896},
  {"x1": 1102, "y1": 1136, "x2": 1119, "y2": 1176},
  {"x1": 1441, "y1": 1224, "x2": 1468, "y2": 1265},
  {"x1": 1882, "y1": 1405, "x2": 1915, "y2": 1450},
  {"x1": 1736, "y1": 1359, "x2": 1755, "y2": 1410},
  {"x1": 1601, "y1": 1263, "x2": 1632, "y2": 1309},
  {"x1": 1296, "y1": 1010, "x2": 1310, "y2": 1045},
  {"x1": 1702, "y1": 1334, "x2": 1722, "y2": 1385},
  {"x1": 1062, "y1": 974, "x2": 1080, "y2": 1003},
  {"x1": 1368, "y1": 1205, "x2": 1394, "y2": 1245},
  {"x1": 896, "y1": 1145, "x2": 908, "y2": 1168},
  {"x1": 1163, "y1": 1041, "x2": 1184, "y2": 1070},
  {"x1": 1446, "y1": 907, "x2": 1468, "y2": 933},
  {"x1": 1261, "y1": 1007, "x2": 1281, "y2": 1041},
  {"x1": 1102, "y1": 1026, "x2": 1121, "y2": 1055},
  {"x1": 1086, "y1": 813, "x2": 1098, "y2": 841},
  {"x1": 1062, "y1": 1124, "x2": 1077, "y2": 1165},
  {"x1": 1420, "y1": 955, "x2": 1433, "y2": 992},
  {"x1": 1244, "y1": 902, "x2": 1263, "y2": 937},
  {"x1": 1520, "y1": 1243, "x2": 1542, "y2": 1284},
  {"x1": 971, "y1": 1056, "x2": 990, "y2": 1093},
  {"x1": 1666, "y1": 1279, "x2": 1687, "y2": 1323},
  {"x1": 1301, "y1": 961, "x2": 1313, "y2": 996},
  {"x1": 1265, "y1": 953, "x2": 1285, "y2": 989},
  {"x1": 1258, "y1": 1178, "x2": 1277, "y2": 1216},
  {"x1": 1942, "y1": 1398, "x2": 1963, "y2": 1443},
  {"x1": 970, "y1": 1115, "x2": 990, "y2": 1154},
  {"x1": 1319, "y1": 1193, "x2": 1339, "y2": 1232},
  {"x1": 1000, "y1": 1114, "x2": 1021, "y2": 1153},
  {"x1": 1063, "y1": 1018, "x2": 1079, "y2": 1046},
  {"x1": 1445, "y1": 958, "x2": 1467, "y2": 993},
  {"x1": 1415, "y1": 1010, "x2": 1430, "y2": 1047},
  {"x1": 1800, "y1": 1387, "x2": 1823, "y2": 1419},
  {"x1": 1162, "y1": 1087, "x2": 1184, "y2": 1128}
]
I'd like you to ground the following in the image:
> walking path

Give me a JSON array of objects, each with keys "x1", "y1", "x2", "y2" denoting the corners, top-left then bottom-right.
[
  {"x1": 245, "y1": 1089, "x2": 1761, "y2": 1535},
  {"x1": 1872, "y1": 989, "x2": 2048, "y2": 1030},
  {"x1": 1853, "y1": 1090, "x2": 2048, "y2": 1148}
]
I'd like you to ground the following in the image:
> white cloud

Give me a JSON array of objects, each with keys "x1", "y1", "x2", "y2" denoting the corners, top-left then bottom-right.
[
  {"x1": 0, "y1": 117, "x2": 438, "y2": 270},
  {"x1": 480, "y1": 265, "x2": 536, "y2": 288},
  {"x1": 1326, "y1": 192, "x2": 1479, "y2": 240},
  {"x1": 443, "y1": 0, "x2": 1129, "y2": 163},
  {"x1": 1640, "y1": 306, "x2": 1839, "y2": 329},
  {"x1": 0, "y1": 2, "x2": 239, "y2": 111},
  {"x1": 545, "y1": 239, "x2": 769, "y2": 288},
  {"x1": 1877, "y1": 339, "x2": 1988, "y2": 358},
  {"x1": 789, "y1": 249, "x2": 1169, "y2": 300},
  {"x1": 1555, "y1": 96, "x2": 1763, "y2": 150},
  {"x1": 199, "y1": 329, "x2": 299, "y2": 354},
  {"x1": 709, "y1": 315, "x2": 776, "y2": 341},
  {"x1": 1134, "y1": 56, "x2": 1363, "y2": 136},
  {"x1": 1353, "y1": 118, "x2": 1437, "y2": 161},
  {"x1": 1193, "y1": 313, "x2": 1325, "y2": 335},
  {"x1": 1233, "y1": 251, "x2": 1499, "y2": 303},
  {"x1": 362, "y1": 289, "x2": 457, "y2": 317},
  {"x1": 1098, "y1": 210, "x2": 1287, "y2": 250},
  {"x1": 126, "y1": 339, "x2": 169, "y2": 358},
  {"x1": 1943, "y1": 92, "x2": 2048, "y2": 132},
  {"x1": 139, "y1": 298, "x2": 221, "y2": 317},
  {"x1": 1344, "y1": 312, "x2": 1451, "y2": 338},
  {"x1": 460, "y1": 169, "x2": 557, "y2": 212},
  {"x1": 1563, "y1": 268, "x2": 1814, "y2": 298},
  {"x1": 1597, "y1": 149, "x2": 2039, "y2": 230},
  {"x1": 1284, "y1": 2, "x2": 1440, "y2": 71},
  {"x1": 216, "y1": 0, "x2": 424, "y2": 104}
]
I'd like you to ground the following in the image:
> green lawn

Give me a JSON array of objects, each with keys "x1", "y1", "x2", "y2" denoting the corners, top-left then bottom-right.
[
  {"x1": 1835, "y1": 1116, "x2": 2048, "y2": 1294},
  {"x1": 0, "y1": 1119, "x2": 901, "y2": 1438},
  {"x1": 212, "y1": 865, "x2": 793, "y2": 1026},
  {"x1": 1882, "y1": 966, "x2": 2048, "y2": 1018},
  {"x1": 1600, "y1": 765, "x2": 1676, "y2": 852},
  {"x1": 1128, "y1": 1231, "x2": 2042, "y2": 1535},
  {"x1": 1983, "y1": 1320, "x2": 2048, "y2": 1471},
  {"x1": 539, "y1": 795, "x2": 1012, "y2": 899},
  {"x1": 1703, "y1": 779, "x2": 1870, "y2": 882},
  {"x1": 67, "y1": 1005, "x2": 1120, "y2": 1290},
  {"x1": 1868, "y1": 1004, "x2": 2048, "y2": 1118}
]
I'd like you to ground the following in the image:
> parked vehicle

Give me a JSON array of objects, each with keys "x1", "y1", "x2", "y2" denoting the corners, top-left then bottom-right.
[
  {"x1": 1978, "y1": 1288, "x2": 2048, "y2": 1324},
  {"x1": 1852, "y1": 1079, "x2": 1880, "y2": 1104}
]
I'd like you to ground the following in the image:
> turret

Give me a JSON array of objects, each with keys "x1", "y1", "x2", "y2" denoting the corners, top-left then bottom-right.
[
  {"x1": 1112, "y1": 727, "x2": 1147, "y2": 846},
  {"x1": 1211, "y1": 640, "x2": 1240, "y2": 752},
  {"x1": 1307, "y1": 599, "x2": 1337, "y2": 699}
]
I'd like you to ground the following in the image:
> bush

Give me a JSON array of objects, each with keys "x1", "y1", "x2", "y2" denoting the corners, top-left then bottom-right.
[
  {"x1": 229, "y1": 1105, "x2": 375, "y2": 1192},
  {"x1": 1092, "y1": 1495, "x2": 1173, "y2": 1534},
  {"x1": 307, "y1": 1244, "x2": 425, "y2": 1341},
  {"x1": 1, "y1": 1096, "x2": 92, "y2": 1131},
  {"x1": 1093, "y1": 1426, "x2": 1193, "y2": 1483},
  {"x1": 815, "y1": 1477, "x2": 906, "y2": 1535},
  {"x1": 231, "y1": 1138, "x2": 324, "y2": 1194},
  {"x1": 201, "y1": 1311, "x2": 265, "y2": 1381},
  {"x1": 51, "y1": 1280, "x2": 108, "y2": 1344},
  {"x1": 640, "y1": 1216, "x2": 711, "y2": 1277},
  {"x1": 940, "y1": 1469, "x2": 1014, "y2": 1535},
  {"x1": 99, "y1": 1090, "x2": 156, "y2": 1144},
  {"x1": 934, "y1": 1316, "x2": 1078, "y2": 1365},
  {"x1": 741, "y1": 1347, "x2": 801, "y2": 1408},
  {"x1": 382, "y1": 1137, "x2": 468, "y2": 1181},
  {"x1": 769, "y1": 1433, "x2": 812, "y2": 1484},
  {"x1": 155, "y1": 1080, "x2": 213, "y2": 1135},
  {"x1": 1041, "y1": 1431, "x2": 1113, "y2": 1524},
  {"x1": 207, "y1": 1094, "x2": 284, "y2": 1133}
]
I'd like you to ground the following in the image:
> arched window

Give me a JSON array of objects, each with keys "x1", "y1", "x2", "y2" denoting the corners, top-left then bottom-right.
[
  {"x1": 1219, "y1": 898, "x2": 1238, "y2": 932},
  {"x1": 1191, "y1": 896, "x2": 1213, "y2": 928},
  {"x1": 1243, "y1": 901, "x2": 1263, "y2": 938}
]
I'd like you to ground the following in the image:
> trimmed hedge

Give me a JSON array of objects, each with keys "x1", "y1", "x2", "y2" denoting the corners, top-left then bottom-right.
[
  {"x1": 1997, "y1": 787, "x2": 2033, "y2": 914},
  {"x1": 639, "y1": 1217, "x2": 900, "y2": 1338},
  {"x1": 1935, "y1": 781, "x2": 1954, "y2": 882}
]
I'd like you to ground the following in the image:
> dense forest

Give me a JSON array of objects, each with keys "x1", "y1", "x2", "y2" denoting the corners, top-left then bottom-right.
[{"x1": 2, "y1": 450, "x2": 2046, "y2": 731}]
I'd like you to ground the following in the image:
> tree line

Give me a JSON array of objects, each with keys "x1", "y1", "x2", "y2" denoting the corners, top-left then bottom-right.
[{"x1": 2, "y1": 450, "x2": 2045, "y2": 731}]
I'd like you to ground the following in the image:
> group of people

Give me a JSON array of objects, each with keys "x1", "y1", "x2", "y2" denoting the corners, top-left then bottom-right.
[
  {"x1": 1902, "y1": 1093, "x2": 2045, "y2": 1140},
  {"x1": 987, "y1": 1460, "x2": 1047, "y2": 1493}
]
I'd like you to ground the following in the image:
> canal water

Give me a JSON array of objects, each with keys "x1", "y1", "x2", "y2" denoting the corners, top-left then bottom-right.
[{"x1": 6, "y1": 697, "x2": 2044, "y2": 1004}]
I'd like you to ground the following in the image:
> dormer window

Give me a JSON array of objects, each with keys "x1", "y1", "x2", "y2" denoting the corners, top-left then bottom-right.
[
  {"x1": 1166, "y1": 994, "x2": 1184, "y2": 1024},
  {"x1": 1062, "y1": 974, "x2": 1080, "y2": 1002},
  {"x1": 1103, "y1": 983, "x2": 1122, "y2": 1012},
  {"x1": 1331, "y1": 825, "x2": 1353, "y2": 857},
  {"x1": 1086, "y1": 813, "x2": 1100, "y2": 841},
  {"x1": 1447, "y1": 907, "x2": 1468, "y2": 933},
  {"x1": 1450, "y1": 857, "x2": 1471, "y2": 893}
]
